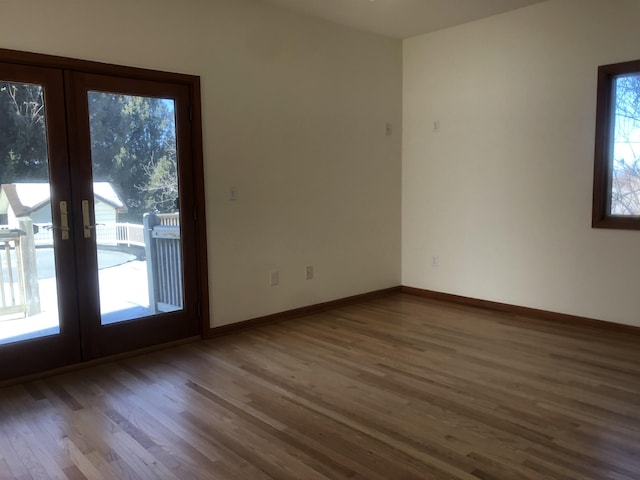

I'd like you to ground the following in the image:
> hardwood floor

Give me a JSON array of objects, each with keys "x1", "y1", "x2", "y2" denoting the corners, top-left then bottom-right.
[{"x1": 1, "y1": 293, "x2": 640, "y2": 479}]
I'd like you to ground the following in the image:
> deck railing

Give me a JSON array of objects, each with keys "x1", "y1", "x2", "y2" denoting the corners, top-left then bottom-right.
[
  {"x1": 0, "y1": 230, "x2": 25, "y2": 317},
  {"x1": 157, "y1": 213, "x2": 180, "y2": 226},
  {"x1": 30, "y1": 213, "x2": 180, "y2": 248},
  {"x1": 32, "y1": 222, "x2": 146, "y2": 247},
  {"x1": 2, "y1": 212, "x2": 181, "y2": 318},
  {"x1": 143, "y1": 213, "x2": 183, "y2": 314},
  {"x1": 0, "y1": 219, "x2": 40, "y2": 318}
]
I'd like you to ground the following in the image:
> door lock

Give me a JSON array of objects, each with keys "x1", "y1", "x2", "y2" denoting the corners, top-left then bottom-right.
[
  {"x1": 82, "y1": 200, "x2": 92, "y2": 238},
  {"x1": 59, "y1": 201, "x2": 70, "y2": 240}
]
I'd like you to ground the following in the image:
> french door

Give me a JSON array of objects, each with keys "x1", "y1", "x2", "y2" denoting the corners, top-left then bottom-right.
[{"x1": 0, "y1": 54, "x2": 205, "y2": 380}]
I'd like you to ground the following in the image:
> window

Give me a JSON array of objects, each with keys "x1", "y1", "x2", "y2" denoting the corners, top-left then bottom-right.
[{"x1": 593, "y1": 59, "x2": 640, "y2": 229}]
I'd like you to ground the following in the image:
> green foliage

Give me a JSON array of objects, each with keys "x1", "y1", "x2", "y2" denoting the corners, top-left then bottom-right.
[
  {"x1": 0, "y1": 83, "x2": 178, "y2": 220},
  {"x1": 88, "y1": 92, "x2": 178, "y2": 219},
  {"x1": 142, "y1": 155, "x2": 178, "y2": 212},
  {"x1": 0, "y1": 82, "x2": 49, "y2": 182}
]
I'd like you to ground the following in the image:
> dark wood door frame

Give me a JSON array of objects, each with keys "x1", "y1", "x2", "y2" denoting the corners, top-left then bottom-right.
[
  {"x1": 0, "y1": 62, "x2": 82, "y2": 379},
  {"x1": 0, "y1": 48, "x2": 209, "y2": 379}
]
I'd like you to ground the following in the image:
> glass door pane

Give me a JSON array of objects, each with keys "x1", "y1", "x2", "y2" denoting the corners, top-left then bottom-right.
[
  {"x1": 67, "y1": 71, "x2": 198, "y2": 360},
  {"x1": 86, "y1": 91, "x2": 184, "y2": 325},
  {"x1": 0, "y1": 81, "x2": 61, "y2": 345}
]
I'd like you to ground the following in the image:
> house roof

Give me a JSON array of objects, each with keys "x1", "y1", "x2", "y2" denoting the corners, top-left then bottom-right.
[
  {"x1": 92, "y1": 183, "x2": 126, "y2": 210},
  {"x1": 0, "y1": 182, "x2": 127, "y2": 217}
]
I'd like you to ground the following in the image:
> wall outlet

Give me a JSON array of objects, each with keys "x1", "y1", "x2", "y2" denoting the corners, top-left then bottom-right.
[
  {"x1": 270, "y1": 270, "x2": 279, "y2": 286},
  {"x1": 431, "y1": 255, "x2": 439, "y2": 267},
  {"x1": 229, "y1": 186, "x2": 238, "y2": 201},
  {"x1": 305, "y1": 265, "x2": 314, "y2": 280}
]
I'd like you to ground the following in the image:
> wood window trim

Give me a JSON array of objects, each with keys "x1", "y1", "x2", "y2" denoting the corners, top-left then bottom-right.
[
  {"x1": 592, "y1": 59, "x2": 640, "y2": 230},
  {"x1": 0, "y1": 48, "x2": 196, "y2": 85}
]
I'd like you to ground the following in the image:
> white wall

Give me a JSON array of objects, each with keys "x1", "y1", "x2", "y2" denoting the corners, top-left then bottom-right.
[
  {"x1": 0, "y1": 0, "x2": 402, "y2": 327},
  {"x1": 93, "y1": 200, "x2": 116, "y2": 225},
  {"x1": 403, "y1": 0, "x2": 640, "y2": 326},
  {"x1": 29, "y1": 204, "x2": 54, "y2": 224}
]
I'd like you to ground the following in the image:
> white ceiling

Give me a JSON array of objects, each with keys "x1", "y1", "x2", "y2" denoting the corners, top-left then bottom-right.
[{"x1": 253, "y1": 0, "x2": 548, "y2": 39}]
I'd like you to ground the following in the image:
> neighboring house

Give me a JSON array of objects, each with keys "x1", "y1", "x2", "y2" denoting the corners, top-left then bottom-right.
[{"x1": 0, "y1": 183, "x2": 127, "y2": 227}]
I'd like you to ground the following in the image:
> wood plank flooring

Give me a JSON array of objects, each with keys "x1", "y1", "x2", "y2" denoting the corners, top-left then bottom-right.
[{"x1": 1, "y1": 293, "x2": 640, "y2": 479}]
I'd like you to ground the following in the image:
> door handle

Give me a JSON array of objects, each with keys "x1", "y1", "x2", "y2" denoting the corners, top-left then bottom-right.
[
  {"x1": 59, "y1": 201, "x2": 70, "y2": 240},
  {"x1": 82, "y1": 200, "x2": 92, "y2": 238},
  {"x1": 81, "y1": 200, "x2": 104, "y2": 238}
]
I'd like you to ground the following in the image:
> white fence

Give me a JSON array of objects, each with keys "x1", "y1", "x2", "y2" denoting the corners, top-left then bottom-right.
[
  {"x1": 33, "y1": 222, "x2": 145, "y2": 247},
  {"x1": 1, "y1": 213, "x2": 181, "y2": 319},
  {"x1": 144, "y1": 213, "x2": 183, "y2": 314},
  {"x1": 0, "y1": 230, "x2": 26, "y2": 317},
  {"x1": 0, "y1": 219, "x2": 40, "y2": 318},
  {"x1": 157, "y1": 213, "x2": 180, "y2": 226},
  {"x1": 30, "y1": 213, "x2": 180, "y2": 247}
]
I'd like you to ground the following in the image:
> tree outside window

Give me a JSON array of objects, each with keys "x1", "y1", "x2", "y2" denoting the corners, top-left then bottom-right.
[{"x1": 593, "y1": 60, "x2": 640, "y2": 229}]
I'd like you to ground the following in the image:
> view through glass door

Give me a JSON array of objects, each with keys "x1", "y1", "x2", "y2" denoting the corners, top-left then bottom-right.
[
  {"x1": 0, "y1": 81, "x2": 61, "y2": 343},
  {"x1": 0, "y1": 63, "x2": 81, "y2": 379},
  {"x1": 0, "y1": 55, "x2": 204, "y2": 380},
  {"x1": 67, "y1": 73, "x2": 200, "y2": 360},
  {"x1": 87, "y1": 91, "x2": 184, "y2": 324}
]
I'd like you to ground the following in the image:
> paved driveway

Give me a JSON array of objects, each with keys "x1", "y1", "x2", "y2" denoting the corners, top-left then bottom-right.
[{"x1": 35, "y1": 248, "x2": 136, "y2": 279}]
